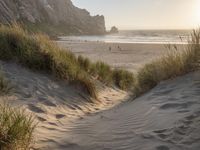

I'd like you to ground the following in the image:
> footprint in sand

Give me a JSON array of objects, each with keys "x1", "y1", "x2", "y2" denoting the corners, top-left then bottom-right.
[
  {"x1": 55, "y1": 114, "x2": 66, "y2": 119},
  {"x1": 159, "y1": 102, "x2": 195, "y2": 110},
  {"x1": 156, "y1": 145, "x2": 170, "y2": 150},
  {"x1": 28, "y1": 104, "x2": 45, "y2": 113},
  {"x1": 38, "y1": 97, "x2": 57, "y2": 107},
  {"x1": 48, "y1": 122, "x2": 57, "y2": 126},
  {"x1": 153, "y1": 129, "x2": 168, "y2": 134},
  {"x1": 37, "y1": 116, "x2": 47, "y2": 122}
]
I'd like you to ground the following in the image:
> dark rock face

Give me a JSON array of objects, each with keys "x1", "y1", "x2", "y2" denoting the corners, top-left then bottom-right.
[{"x1": 0, "y1": 0, "x2": 106, "y2": 35}]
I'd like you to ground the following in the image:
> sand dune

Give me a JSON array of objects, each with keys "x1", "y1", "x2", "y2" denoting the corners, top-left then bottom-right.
[
  {"x1": 52, "y1": 72, "x2": 200, "y2": 150},
  {"x1": 0, "y1": 61, "x2": 129, "y2": 149}
]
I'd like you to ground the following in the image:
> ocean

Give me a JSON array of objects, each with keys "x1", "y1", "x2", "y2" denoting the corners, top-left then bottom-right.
[{"x1": 59, "y1": 30, "x2": 191, "y2": 44}]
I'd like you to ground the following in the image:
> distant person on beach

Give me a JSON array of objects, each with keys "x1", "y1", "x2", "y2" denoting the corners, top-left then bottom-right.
[
  {"x1": 109, "y1": 46, "x2": 112, "y2": 51},
  {"x1": 118, "y1": 45, "x2": 122, "y2": 51}
]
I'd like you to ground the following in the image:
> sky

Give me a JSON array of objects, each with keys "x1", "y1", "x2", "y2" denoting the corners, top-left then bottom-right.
[{"x1": 72, "y1": 0, "x2": 200, "y2": 30}]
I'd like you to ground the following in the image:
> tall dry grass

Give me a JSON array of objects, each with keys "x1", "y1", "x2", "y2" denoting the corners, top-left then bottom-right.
[{"x1": 0, "y1": 104, "x2": 36, "y2": 150}]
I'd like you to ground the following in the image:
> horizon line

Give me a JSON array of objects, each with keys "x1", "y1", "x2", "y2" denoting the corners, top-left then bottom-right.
[{"x1": 106, "y1": 28, "x2": 193, "y2": 31}]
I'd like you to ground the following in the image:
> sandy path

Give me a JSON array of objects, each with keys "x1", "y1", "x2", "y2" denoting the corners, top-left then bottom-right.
[
  {"x1": 55, "y1": 72, "x2": 200, "y2": 150},
  {"x1": 57, "y1": 41, "x2": 185, "y2": 72}
]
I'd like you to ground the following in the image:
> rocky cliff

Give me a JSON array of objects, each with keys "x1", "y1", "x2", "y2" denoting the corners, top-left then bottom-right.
[{"x1": 0, "y1": 0, "x2": 106, "y2": 35}]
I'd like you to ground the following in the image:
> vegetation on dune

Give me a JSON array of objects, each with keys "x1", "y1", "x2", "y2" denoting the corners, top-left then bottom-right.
[
  {"x1": 113, "y1": 69, "x2": 135, "y2": 90},
  {"x1": 133, "y1": 29, "x2": 200, "y2": 97},
  {"x1": 78, "y1": 57, "x2": 135, "y2": 90},
  {"x1": 0, "y1": 104, "x2": 36, "y2": 150},
  {"x1": 0, "y1": 24, "x2": 135, "y2": 98}
]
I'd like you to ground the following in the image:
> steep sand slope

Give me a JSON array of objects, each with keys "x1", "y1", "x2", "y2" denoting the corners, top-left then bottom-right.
[
  {"x1": 0, "y1": 61, "x2": 129, "y2": 149},
  {"x1": 57, "y1": 72, "x2": 200, "y2": 150}
]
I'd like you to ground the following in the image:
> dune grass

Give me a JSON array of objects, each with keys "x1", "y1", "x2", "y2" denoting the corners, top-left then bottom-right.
[
  {"x1": 0, "y1": 104, "x2": 36, "y2": 150},
  {"x1": 0, "y1": 24, "x2": 97, "y2": 98},
  {"x1": 77, "y1": 56, "x2": 135, "y2": 89},
  {"x1": 0, "y1": 24, "x2": 135, "y2": 98},
  {"x1": 133, "y1": 29, "x2": 200, "y2": 97},
  {"x1": 113, "y1": 69, "x2": 135, "y2": 90}
]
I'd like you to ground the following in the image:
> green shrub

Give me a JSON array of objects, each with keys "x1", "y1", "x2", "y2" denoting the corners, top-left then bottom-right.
[{"x1": 0, "y1": 104, "x2": 36, "y2": 150}]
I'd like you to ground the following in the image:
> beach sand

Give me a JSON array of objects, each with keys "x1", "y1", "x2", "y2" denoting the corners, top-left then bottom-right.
[{"x1": 57, "y1": 41, "x2": 185, "y2": 72}]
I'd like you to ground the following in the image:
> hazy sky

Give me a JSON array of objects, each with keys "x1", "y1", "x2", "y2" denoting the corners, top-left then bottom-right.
[{"x1": 72, "y1": 0, "x2": 200, "y2": 30}]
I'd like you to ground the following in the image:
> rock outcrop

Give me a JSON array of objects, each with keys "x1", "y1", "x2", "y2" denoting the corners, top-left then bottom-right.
[
  {"x1": 109, "y1": 26, "x2": 119, "y2": 34},
  {"x1": 0, "y1": 0, "x2": 106, "y2": 35}
]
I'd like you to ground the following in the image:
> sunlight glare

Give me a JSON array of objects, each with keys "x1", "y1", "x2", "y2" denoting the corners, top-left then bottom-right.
[{"x1": 195, "y1": 0, "x2": 200, "y2": 25}]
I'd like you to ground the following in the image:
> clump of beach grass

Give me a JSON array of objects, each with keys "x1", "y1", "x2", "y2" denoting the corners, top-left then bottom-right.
[
  {"x1": 0, "y1": 104, "x2": 36, "y2": 150},
  {"x1": 90, "y1": 61, "x2": 113, "y2": 84},
  {"x1": 78, "y1": 58, "x2": 135, "y2": 90},
  {"x1": 78, "y1": 55, "x2": 91, "y2": 72},
  {"x1": 133, "y1": 29, "x2": 200, "y2": 97},
  {"x1": 113, "y1": 69, "x2": 135, "y2": 90}
]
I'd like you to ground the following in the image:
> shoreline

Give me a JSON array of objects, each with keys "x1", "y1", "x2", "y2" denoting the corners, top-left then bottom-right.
[{"x1": 57, "y1": 39, "x2": 188, "y2": 45}]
